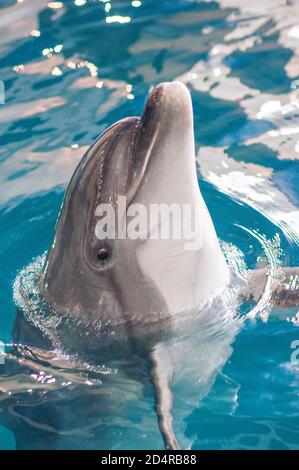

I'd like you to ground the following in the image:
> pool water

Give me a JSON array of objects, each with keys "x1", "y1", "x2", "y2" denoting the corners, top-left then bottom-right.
[{"x1": 0, "y1": 0, "x2": 299, "y2": 450}]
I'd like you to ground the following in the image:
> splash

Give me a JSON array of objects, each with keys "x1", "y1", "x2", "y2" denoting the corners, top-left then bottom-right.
[
  {"x1": 236, "y1": 228, "x2": 284, "y2": 322},
  {"x1": 13, "y1": 253, "x2": 63, "y2": 347}
]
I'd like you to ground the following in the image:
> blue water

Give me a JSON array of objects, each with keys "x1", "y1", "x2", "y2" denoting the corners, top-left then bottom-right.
[{"x1": 0, "y1": 0, "x2": 299, "y2": 450}]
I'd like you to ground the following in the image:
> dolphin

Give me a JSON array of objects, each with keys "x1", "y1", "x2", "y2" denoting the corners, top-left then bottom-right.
[
  {"x1": 42, "y1": 81, "x2": 231, "y2": 449},
  {"x1": 7, "y1": 81, "x2": 299, "y2": 450},
  {"x1": 42, "y1": 81, "x2": 229, "y2": 323}
]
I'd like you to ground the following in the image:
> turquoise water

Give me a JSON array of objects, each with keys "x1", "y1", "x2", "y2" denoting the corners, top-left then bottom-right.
[{"x1": 0, "y1": 0, "x2": 299, "y2": 450}]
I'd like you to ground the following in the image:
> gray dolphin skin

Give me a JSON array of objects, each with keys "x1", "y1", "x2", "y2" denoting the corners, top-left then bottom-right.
[{"x1": 12, "y1": 81, "x2": 299, "y2": 450}]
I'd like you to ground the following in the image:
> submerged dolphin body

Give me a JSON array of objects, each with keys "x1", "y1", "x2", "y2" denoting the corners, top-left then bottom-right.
[{"x1": 8, "y1": 82, "x2": 299, "y2": 450}]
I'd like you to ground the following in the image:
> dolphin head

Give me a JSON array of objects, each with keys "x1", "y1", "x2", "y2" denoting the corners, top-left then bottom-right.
[{"x1": 42, "y1": 82, "x2": 229, "y2": 338}]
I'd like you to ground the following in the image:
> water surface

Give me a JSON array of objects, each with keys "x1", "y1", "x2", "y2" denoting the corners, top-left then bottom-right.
[{"x1": 0, "y1": 0, "x2": 299, "y2": 450}]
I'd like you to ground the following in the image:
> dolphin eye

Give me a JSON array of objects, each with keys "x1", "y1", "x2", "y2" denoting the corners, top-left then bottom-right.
[{"x1": 97, "y1": 247, "x2": 110, "y2": 262}]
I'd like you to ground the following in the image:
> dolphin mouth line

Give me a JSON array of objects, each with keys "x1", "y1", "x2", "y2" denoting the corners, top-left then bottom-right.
[
  {"x1": 90, "y1": 81, "x2": 186, "y2": 210},
  {"x1": 126, "y1": 85, "x2": 167, "y2": 204},
  {"x1": 82, "y1": 84, "x2": 168, "y2": 269}
]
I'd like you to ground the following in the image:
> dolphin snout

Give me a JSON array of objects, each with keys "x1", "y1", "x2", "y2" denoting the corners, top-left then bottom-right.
[
  {"x1": 155, "y1": 80, "x2": 191, "y2": 100},
  {"x1": 141, "y1": 81, "x2": 193, "y2": 135}
]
